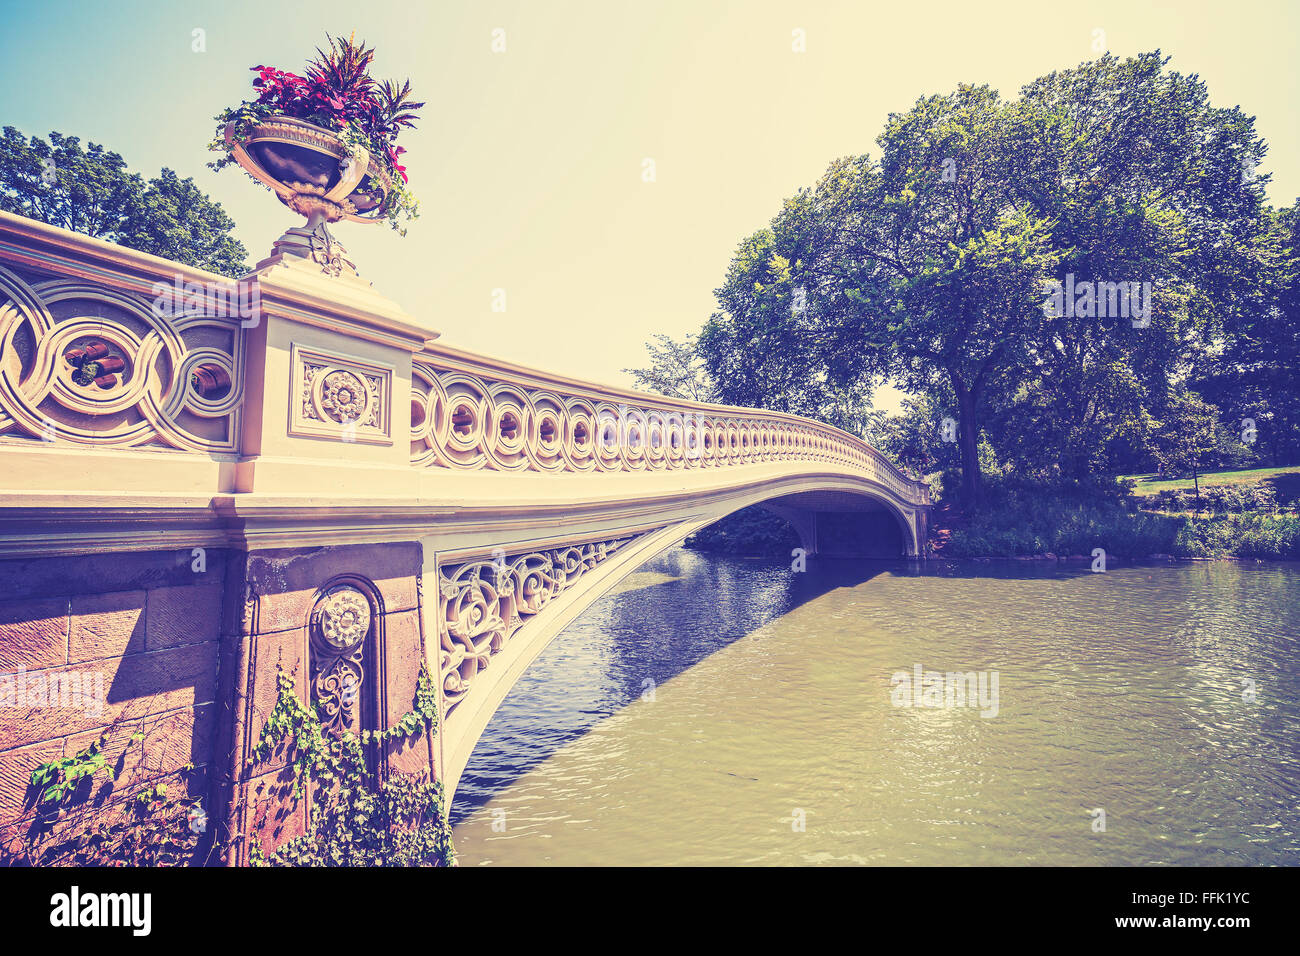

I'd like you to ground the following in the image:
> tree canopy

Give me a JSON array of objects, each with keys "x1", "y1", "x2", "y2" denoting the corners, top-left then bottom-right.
[
  {"x1": 0, "y1": 127, "x2": 248, "y2": 277},
  {"x1": 624, "y1": 333, "x2": 716, "y2": 403},
  {"x1": 644, "y1": 52, "x2": 1298, "y2": 499}
]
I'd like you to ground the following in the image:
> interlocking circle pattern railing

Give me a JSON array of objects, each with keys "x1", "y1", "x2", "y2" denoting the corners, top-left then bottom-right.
[{"x1": 411, "y1": 357, "x2": 929, "y2": 507}]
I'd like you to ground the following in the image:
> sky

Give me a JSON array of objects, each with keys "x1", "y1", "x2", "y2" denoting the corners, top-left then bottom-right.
[{"x1": 1, "y1": 0, "x2": 1297, "y2": 412}]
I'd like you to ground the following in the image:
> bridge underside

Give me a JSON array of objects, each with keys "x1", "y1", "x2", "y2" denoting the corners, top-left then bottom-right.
[
  {"x1": 761, "y1": 490, "x2": 913, "y2": 558},
  {"x1": 425, "y1": 475, "x2": 927, "y2": 807}
]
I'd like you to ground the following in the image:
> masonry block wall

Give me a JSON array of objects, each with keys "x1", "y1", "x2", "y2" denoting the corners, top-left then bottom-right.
[
  {"x1": 214, "y1": 540, "x2": 432, "y2": 865},
  {"x1": 0, "y1": 548, "x2": 228, "y2": 860},
  {"x1": 0, "y1": 540, "x2": 434, "y2": 865}
]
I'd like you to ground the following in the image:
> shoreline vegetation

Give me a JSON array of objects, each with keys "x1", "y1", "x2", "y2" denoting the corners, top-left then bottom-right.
[
  {"x1": 938, "y1": 473, "x2": 1300, "y2": 562},
  {"x1": 684, "y1": 507, "x2": 800, "y2": 557},
  {"x1": 685, "y1": 466, "x2": 1300, "y2": 562}
]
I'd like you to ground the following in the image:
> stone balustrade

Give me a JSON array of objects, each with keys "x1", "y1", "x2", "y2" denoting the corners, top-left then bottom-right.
[{"x1": 413, "y1": 347, "x2": 931, "y2": 506}]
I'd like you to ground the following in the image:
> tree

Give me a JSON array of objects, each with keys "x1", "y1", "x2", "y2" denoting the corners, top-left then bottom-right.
[
  {"x1": 1152, "y1": 389, "x2": 1223, "y2": 501},
  {"x1": 875, "y1": 396, "x2": 961, "y2": 478},
  {"x1": 0, "y1": 127, "x2": 248, "y2": 277},
  {"x1": 624, "y1": 333, "x2": 716, "y2": 402},
  {"x1": 1196, "y1": 199, "x2": 1300, "y2": 466},
  {"x1": 693, "y1": 52, "x2": 1279, "y2": 498},
  {"x1": 1003, "y1": 52, "x2": 1273, "y2": 479},
  {"x1": 703, "y1": 85, "x2": 1059, "y2": 497},
  {"x1": 696, "y1": 203, "x2": 888, "y2": 437}
]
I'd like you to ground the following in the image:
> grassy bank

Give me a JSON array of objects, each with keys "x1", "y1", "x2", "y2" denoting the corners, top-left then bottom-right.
[
  {"x1": 943, "y1": 474, "x2": 1300, "y2": 560},
  {"x1": 1125, "y1": 465, "x2": 1300, "y2": 496}
]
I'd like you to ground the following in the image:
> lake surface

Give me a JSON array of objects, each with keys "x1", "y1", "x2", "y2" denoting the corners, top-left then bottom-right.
[{"x1": 449, "y1": 549, "x2": 1300, "y2": 866}]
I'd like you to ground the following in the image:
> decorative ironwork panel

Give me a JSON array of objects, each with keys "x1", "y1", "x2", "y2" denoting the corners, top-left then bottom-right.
[
  {"x1": 0, "y1": 264, "x2": 246, "y2": 452},
  {"x1": 437, "y1": 536, "x2": 636, "y2": 714},
  {"x1": 410, "y1": 360, "x2": 929, "y2": 506}
]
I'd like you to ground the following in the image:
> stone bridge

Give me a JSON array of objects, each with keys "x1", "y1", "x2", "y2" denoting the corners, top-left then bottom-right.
[{"x1": 0, "y1": 210, "x2": 929, "y2": 861}]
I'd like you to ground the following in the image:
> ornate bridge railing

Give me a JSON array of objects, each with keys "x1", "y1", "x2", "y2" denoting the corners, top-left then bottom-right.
[
  {"x1": 412, "y1": 345, "x2": 931, "y2": 508},
  {"x1": 437, "y1": 536, "x2": 635, "y2": 714},
  {"x1": 0, "y1": 231, "x2": 248, "y2": 456},
  {"x1": 0, "y1": 210, "x2": 927, "y2": 517}
]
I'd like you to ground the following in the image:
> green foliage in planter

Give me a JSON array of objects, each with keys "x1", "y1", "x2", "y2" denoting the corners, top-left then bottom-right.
[{"x1": 207, "y1": 34, "x2": 422, "y2": 231}]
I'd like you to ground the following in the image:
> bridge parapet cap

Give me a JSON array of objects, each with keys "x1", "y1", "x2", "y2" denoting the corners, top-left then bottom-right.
[
  {"x1": 424, "y1": 341, "x2": 848, "y2": 424},
  {"x1": 0, "y1": 210, "x2": 244, "y2": 300},
  {"x1": 250, "y1": 255, "x2": 438, "y2": 353}
]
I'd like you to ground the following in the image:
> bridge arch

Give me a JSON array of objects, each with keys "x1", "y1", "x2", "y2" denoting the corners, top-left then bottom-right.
[{"x1": 428, "y1": 473, "x2": 925, "y2": 809}]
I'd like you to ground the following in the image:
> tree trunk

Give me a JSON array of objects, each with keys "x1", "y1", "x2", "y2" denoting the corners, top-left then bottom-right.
[{"x1": 955, "y1": 381, "x2": 982, "y2": 501}]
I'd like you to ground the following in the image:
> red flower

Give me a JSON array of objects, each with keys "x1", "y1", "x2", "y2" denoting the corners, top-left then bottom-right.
[{"x1": 241, "y1": 52, "x2": 415, "y2": 184}]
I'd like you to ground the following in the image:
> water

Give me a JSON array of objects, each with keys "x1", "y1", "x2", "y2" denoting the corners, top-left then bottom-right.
[{"x1": 449, "y1": 549, "x2": 1300, "y2": 866}]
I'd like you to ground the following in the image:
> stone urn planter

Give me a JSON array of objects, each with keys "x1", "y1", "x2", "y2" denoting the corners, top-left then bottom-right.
[
  {"x1": 211, "y1": 36, "x2": 423, "y2": 276},
  {"x1": 227, "y1": 116, "x2": 393, "y2": 223},
  {"x1": 226, "y1": 117, "x2": 394, "y2": 275}
]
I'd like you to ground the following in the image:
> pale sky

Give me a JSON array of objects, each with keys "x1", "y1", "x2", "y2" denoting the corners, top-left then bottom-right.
[{"x1": 1, "y1": 0, "x2": 1297, "y2": 413}]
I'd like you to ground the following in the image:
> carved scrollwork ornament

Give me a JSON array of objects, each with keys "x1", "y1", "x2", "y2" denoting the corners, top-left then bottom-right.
[
  {"x1": 407, "y1": 361, "x2": 929, "y2": 507},
  {"x1": 437, "y1": 536, "x2": 635, "y2": 714},
  {"x1": 0, "y1": 264, "x2": 246, "y2": 452},
  {"x1": 306, "y1": 223, "x2": 355, "y2": 277},
  {"x1": 310, "y1": 585, "x2": 372, "y2": 734}
]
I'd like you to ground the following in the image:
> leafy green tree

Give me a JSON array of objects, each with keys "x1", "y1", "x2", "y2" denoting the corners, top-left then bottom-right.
[
  {"x1": 875, "y1": 395, "x2": 961, "y2": 478},
  {"x1": 702, "y1": 85, "x2": 1059, "y2": 497},
  {"x1": 624, "y1": 333, "x2": 716, "y2": 402},
  {"x1": 696, "y1": 198, "x2": 895, "y2": 439},
  {"x1": 691, "y1": 52, "x2": 1281, "y2": 497},
  {"x1": 0, "y1": 127, "x2": 248, "y2": 277},
  {"x1": 1196, "y1": 199, "x2": 1300, "y2": 466},
  {"x1": 1152, "y1": 389, "x2": 1223, "y2": 501},
  {"x1": 1001, "y1": 52, "x2": 1273, "y2": 478}
]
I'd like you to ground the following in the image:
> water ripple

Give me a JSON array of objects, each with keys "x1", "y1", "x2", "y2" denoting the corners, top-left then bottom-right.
[{"x1": 452, "y1": 553, "x2": 1300, "y2": 866}]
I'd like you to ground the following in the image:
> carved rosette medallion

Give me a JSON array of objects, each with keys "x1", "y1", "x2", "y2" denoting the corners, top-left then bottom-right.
[
  {"x1": 320, "y1": 370, "x2": 368, "y2": 424},
  {"x1": 288, "y1": 343, "x2": 393, "y2": 444},
  {"x1": 310, "y1": 586, "x2": 372, "y2": 734}
]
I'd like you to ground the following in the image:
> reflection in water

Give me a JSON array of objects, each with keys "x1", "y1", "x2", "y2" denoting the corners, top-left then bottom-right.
[{"x1": 450, "y1": 549, "x2": 1300, "y2": 866}]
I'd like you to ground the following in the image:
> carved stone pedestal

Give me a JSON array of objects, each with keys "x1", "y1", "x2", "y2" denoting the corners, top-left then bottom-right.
[{"x1": 259, "y1": 218, "x2": 358, "y2": 278}]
